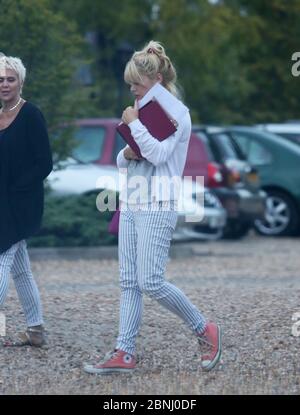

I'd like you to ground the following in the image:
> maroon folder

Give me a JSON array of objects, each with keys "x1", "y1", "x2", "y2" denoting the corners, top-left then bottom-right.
[
  {"x1": 117, "y1": 100, "x2": 177, "y2": 159},
  {"x1": 108, "y1": 208, "x2": 120, "y2": 236}
]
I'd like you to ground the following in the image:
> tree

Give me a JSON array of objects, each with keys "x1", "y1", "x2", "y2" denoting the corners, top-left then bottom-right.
[
  {"x1": 150, "y1": 0, "x2": 257, "y2": 123},
  {"x1": 6, "y1": 0, "x2": 297, "y2": 130},
  {"x1": 48, "y1": 0, "x2": 154, "y2": 116},
  {"x1": 0, "y1": 0, "x2": 90, "y2": 162},
  {"x1": 148, "y1": 0, "x2": 300, "y2": 123},
  {"x1": 222, "y1": 0, "x2": 300, "y2": 122}
]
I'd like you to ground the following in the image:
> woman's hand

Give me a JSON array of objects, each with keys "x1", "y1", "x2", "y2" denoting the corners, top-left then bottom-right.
[
  {"x1": 123, "y1": 146, "x2": 142, "y2": 160},
  {"x1": 122, "y1": 100, "x2": 138, "y2": 125}
]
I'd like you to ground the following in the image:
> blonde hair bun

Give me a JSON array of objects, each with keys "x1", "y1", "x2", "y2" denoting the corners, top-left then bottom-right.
[
  {"x1": 144, "y1": 41, "x2": 165, "y2": 57},
  {"x1": 124, "y1": 40, "x2": 179, "y2": 97}
]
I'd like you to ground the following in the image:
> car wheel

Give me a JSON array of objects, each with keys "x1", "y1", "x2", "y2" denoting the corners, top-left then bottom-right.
[
  {"x1": 254, "y1": 190, "x2": 300, "y2": 236},
  {"x1": 222, "y1": 221, "x2": 251, "y2": 240}
]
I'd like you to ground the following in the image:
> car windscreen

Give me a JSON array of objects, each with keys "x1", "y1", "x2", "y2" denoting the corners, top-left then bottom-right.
[
  {"x1": 72, "y1": 126, "x2": 106, "y2": 163},
  {"x1": 210, "y1": 132, "x2": 246, "y2": 161},
  {"x1": 193, "y1": 131, "x2": 215, "y2": 161},
  {"x1": 112, "y1": 132, "x2": 126, "y2": 163},
  {"x1": 277, "y1": 133, "x2": 300, "y2": 145}
]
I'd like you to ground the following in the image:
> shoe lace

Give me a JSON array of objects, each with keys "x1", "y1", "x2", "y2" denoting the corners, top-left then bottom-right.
[
  {"x1": 101, "y1": 350, "x2": 120, "y2": 363},
  {"x1": 198, "y1": 334, "x2": 214, "y2": 357},
  {"x1": 198, "y1": 335, "x2": 213, "y2": 347}
]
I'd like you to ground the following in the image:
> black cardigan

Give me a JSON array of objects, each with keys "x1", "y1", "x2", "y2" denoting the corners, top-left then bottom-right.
[{"x1": 0, "y1": 102, "x2": 53, "y2": 253}]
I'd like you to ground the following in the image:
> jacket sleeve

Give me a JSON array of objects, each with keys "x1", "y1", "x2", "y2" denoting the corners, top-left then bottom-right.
[
  {"x1": 14, "y1": 107, "x2": 53, "y2": 189},
  {"x1": 128, "y1": 116, "x2": 189, "y2": 167},
  {"x1": 116, "y1": 146, "x2": 130, "y2": 168}
]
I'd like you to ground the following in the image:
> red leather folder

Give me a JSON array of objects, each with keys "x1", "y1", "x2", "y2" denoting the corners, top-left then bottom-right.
[
  {"x1": 108, "y1": 208, "x2": 120, "y2": 236},
  {"x1": 117, "y1": 100, "x2": 177, "y2": 159}
]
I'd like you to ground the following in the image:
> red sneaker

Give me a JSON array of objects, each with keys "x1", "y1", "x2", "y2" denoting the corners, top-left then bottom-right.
[
  {"x1": 197, "y1": 322, "x2": 222, "y2": 371},
  {"x1": 83, "y1": 349, "x2": 136, "y2": 374}
]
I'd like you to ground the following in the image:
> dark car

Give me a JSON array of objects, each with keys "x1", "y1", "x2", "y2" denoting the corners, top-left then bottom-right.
[
  {"x1": 192, "y1": 126, "x2": 267, "y2": 239},
  {"x1": 225, "y1": 126, "x2": 300, "y2": 236}
]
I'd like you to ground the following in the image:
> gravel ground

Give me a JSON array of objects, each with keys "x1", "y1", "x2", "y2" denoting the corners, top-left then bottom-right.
[{"x1": 0, "y1": 232, "x2": 299, "y2": 395}]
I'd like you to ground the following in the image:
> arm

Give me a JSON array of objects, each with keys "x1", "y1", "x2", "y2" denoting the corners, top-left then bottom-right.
[
  {"x1": 128, "y1": 116, "x2": 190, "y2": 167},
  {"x1": 116, "y1": 146, "x2": 130, "y2": 168},
  {"x1": 116, "y1": 145, "x2": 143, "y2": 168},
  {"x1": 14, "y1": 107, "x2": 53, "y2": 189}
]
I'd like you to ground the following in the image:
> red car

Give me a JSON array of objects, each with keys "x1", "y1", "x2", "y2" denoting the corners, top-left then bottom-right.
[
  {"x1": 71, "y1": 118, "x2": 209, "y2": 179},
  {"x1": 56, "y1": 118, "x2": 228, "y2": 240}
]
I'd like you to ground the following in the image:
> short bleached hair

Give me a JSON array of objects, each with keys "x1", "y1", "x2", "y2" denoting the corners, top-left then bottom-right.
[{"x1": 0, "y1": 53, "x2": 26, "y2": 85}]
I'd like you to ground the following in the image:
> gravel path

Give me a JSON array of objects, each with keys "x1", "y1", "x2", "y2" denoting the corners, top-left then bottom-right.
[{"x1": 0, "y1": 233, "x2": 299, "y2": 395}]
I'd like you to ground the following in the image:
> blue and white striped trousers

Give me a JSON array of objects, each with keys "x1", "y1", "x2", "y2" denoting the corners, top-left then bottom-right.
[
  {"x1": 116, "y1": 203, "x2": 206, "y2": 355},
  {"x1": 0, "y1": 240, "x2": 44, "y2": 327}
]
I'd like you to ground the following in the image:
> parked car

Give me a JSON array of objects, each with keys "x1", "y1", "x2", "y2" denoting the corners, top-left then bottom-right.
[
  {"x1": 255, "y1": 124, "x2": 300, "y2": 145},
  {"x1": 192, "y1": 126, "x2": 267, "y2": 239},
  {"x1": 224, "y1": 127, "x2": 300, "y2": 236},
  {"x1": 68, "y1": 118, "x2": 122, "y2": 166},
  {"x1": 53, "y1": 118, "x2": 227, "y2": 240},
  {"x1": 61, "y1": 117, "x2": 269, "y2": 239},
  {"x1": 62, "y1": 118, "x2": 210, "y2": 180},
  {"x1": 48, "y1": 159, "x2": 226, "y2": 241}
]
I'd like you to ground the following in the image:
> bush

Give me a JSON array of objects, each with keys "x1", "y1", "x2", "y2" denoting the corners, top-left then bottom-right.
[{"x1": 28, "y1": 192, "x2": 118, "y2": 247}]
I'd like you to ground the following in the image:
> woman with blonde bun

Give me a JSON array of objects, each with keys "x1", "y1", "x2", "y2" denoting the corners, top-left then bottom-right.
[{"x1": 84, "y1": 41, "x2": 222, "y2": 374}]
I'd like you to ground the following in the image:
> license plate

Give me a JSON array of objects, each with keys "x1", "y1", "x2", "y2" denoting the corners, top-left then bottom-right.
[
  {"x1": 209, "y1": 216, "x2": 224, "y2": 228},
  {"x1": 247, "y1": 172, "x2": 259, "y2": 184},
  {"x1": 209, "y1": 217, "x2": 218, "y2": 227},
  {"x1": 224, "y1": 199, "x2": 239, "y2": 217}
]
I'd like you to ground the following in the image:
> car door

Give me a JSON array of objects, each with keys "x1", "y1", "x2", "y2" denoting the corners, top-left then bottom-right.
[
  {"x1": 183, "y1": 132, "x2": 209, "y2": 183},
  {"x1": 210, "y1": 131, "x2": 261, "y2": 192},
  {"x1": 229, "y1": 130, "x2": 273, "y2": 187}
]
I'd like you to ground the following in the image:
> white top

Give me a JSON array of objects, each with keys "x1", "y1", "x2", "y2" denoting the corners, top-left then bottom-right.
[{"x1": 117, "y1": 84, "x2": 191, "y2": 204}]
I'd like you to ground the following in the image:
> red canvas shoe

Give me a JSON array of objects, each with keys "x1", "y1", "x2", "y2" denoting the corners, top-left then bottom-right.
[
  {"x1": 83, "y1": 349, "x2": 136, "y2": 374},
  {"x1": 197, "y1": 322, "x2": 222, "y2": 371}
]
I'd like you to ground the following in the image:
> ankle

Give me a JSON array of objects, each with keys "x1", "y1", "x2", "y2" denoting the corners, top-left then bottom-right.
[
  {"x1": 196, "y1": 323, "x2": 207, "y2": 337},
  {"x1": 28, "y1": 324, "x2": 44, "y2": 331}
]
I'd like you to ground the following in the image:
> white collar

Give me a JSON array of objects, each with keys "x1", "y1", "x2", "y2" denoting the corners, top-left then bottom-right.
[{"x1": 138, "y1": 82, "x2": 189, "y2": 122}]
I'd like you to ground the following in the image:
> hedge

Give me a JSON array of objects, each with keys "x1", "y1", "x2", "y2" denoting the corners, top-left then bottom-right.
[{"x1": 28, "y1": 192, "x2": 118, "y2": 247}]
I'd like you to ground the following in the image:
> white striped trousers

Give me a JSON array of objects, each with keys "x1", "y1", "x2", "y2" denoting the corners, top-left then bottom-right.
[
  {"x1": 116, "y1": 203, "x2": 206, "y2": 355},
  {"x1": 0, "y1": 240, "x2": 44, "y2": 327}
]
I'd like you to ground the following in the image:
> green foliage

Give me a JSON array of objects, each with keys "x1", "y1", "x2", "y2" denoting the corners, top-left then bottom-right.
[
  {"x1": 2, "y1": 0, "x2": 299, "y2": 149},
  {"x1": 3, "y1": 0, "x2": 300, "y2": 247},
  {"x1": 0, "y1": 0, "x2": 93, "y2": 162},
  {"x1": 223, "y1": 0, "x2": 300, "y2": 122},
  {"x1": 47, "y1": 0, "x2": 154, "y2": 117},
  {"x1": 50, "y1": 0, "x2": 300, "y2": 124},
  {"x1": 151, "y1": 0, "x2": 300, "y2": 123},
  {"x1": 28, "y1": 193, "x2": 118, "y2": 247},
  {"x1": 152, "y1": 0, "x2": 253, "y2": 123}
]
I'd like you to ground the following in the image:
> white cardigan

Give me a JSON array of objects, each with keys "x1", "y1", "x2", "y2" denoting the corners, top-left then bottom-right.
[{"x1": 117, "y1": 90, "x2": 191, "y2": 203}]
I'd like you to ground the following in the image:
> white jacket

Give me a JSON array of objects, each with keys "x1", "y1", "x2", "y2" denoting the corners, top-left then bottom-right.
[{"x1": 117, "y1": 85, "x2": 191, "y2": 204}]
